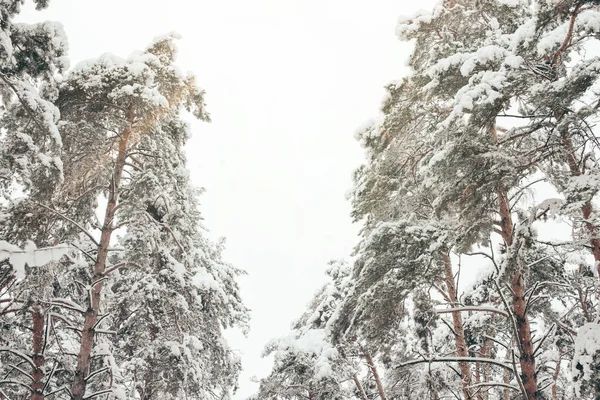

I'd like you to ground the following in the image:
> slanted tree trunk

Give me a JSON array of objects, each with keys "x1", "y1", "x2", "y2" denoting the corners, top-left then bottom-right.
[
  {"x1": 551, "y1": 359, "x2": 561, "y2": 400},
  {"x1": 71, "y1": 107, "x2": 134, "y2": 400},
  {"x1": 339, "y1": 344, "x2": 368, "y2": 400},
  {"x1": 360, "y1": 346, "x2": 386, "y2": 400},
  {"x1": 352, "y1": 374, "x2": 368, "y2": 400},
  {"x1": 31, "y1": 303, "x2": 44, "y2": 400},
  {"x1": 441, "y1": 253, "x2": 473, "y2": 400}
]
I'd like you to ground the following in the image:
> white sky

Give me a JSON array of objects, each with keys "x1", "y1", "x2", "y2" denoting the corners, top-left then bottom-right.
[{"x1": 20, "y1": 0, "x2": 437, "y2": 398}]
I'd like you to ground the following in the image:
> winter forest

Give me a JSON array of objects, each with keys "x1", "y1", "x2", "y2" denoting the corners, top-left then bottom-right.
[{"x1": 4, "y1": 0, "x2": 600, "y2": 399}]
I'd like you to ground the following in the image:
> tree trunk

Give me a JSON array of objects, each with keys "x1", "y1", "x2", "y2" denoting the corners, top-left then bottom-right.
[
  {"x1": 31, "y1": 303, "x2": 44, "y2": 400},
  {"x1": 441, "y1": 253, "x2": 473, "y2": 400},
  {"x1": 352, "y1": 374, "x2": 368, "y2": 400},
  {"x1": 503, "y1": 349, "x2": 512, "y2": 400},
  {"x1": 71, "y1": 108, "x2": 134, "y2": 400},
  {"x1": 490, "y1": 120, "x2": 539, "y2": 399},
  {"x1": 558, "y1": 127, "x2": 600, "y2": 275},
  {"x1": 479, "y1": 317, "x2": 496, "y2": 400},
  {"x1": 497, "y1": 185, "x2": 539, "y2": 399},
  {"x1": 360, "y1": 346, "x2": 386, "y2": 400},
  {"x1": 551, "y1": 358, "x2": 561, "y2": 400}
]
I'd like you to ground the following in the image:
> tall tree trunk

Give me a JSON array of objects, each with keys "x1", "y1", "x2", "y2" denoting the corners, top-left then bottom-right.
[
  {"x1": 352, "y1": 374, "x2": 368, "y2": 400},
  {"x1": 497, "y1": 184, "x2": 539, "y2": 399},
  {"x1": 479, "y1": 316, "x2": 496, "y2": 400},
  {"x1": 503, "y1": 348, "x2": 512, "y2": 400},
  {"x1": 551, "y1": 358, "x2": 561, "y2": 400},
  {"x1": 360, "y1": 346, "x2": 386, "y2": 400},
  {"x1": 71, "y1": 108, "x2": 134, "y2": 400},
  {"x1": 441, "y1": 253, "x2": 473, "y2": 400},
  {"x1": 31, "y1": 303, "x2": 44, "y2": 400},
  {"x1": 491, "y1": 120, "x2": 539, "y2": 399}
]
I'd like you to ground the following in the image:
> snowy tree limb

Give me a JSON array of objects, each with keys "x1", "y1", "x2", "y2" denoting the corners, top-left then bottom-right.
[
  {"x1": 83, "y1": 389, "x2": 113, "y2": 399},
  {"x1": 435, "y1": 306, "x2": 509, "y2": 318},
  {"x1": 395, "y1": 356, "x2": 514, "y2": 371},
  {"x1": 0, "y1": 379, "x2": 33, "y2": 392},
  {"x1": 33, "y1": 202, "x2": 99, "y2": 246},
  {"x1": 0, "y1": 348, "x2": 35, "y2": 367}
]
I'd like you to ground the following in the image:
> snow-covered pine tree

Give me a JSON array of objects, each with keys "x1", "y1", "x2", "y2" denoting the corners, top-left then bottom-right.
[
  {"x1": 107, "y1": 115, "x2": 248, "y2": 399},
  {"x1": 43, "y1": 34, "x2": 250, "y2": 400},
  {"x1": 255, "y1": 260, "x2": 374, "y2": 400},
  {"x1": 1, "y1": 32, "x2": 249, "y2": 400},
  {"x1": 344, "y1": 122, "x2": 478, "y2": 399},
  {"x1": 0, "y1": 2, "x2": 70, "y2": 399},
  {"x1": 0, "y1": 0, "x2": 68, "y2": 198},
  {"x1": 325, "y1": 1, "x2": 597, "y2": 399},
  {"x1": 403, "y1": 1, "x2": 600, "y2": 397},
  {"x1": 391, "y1": 2, "x2": 593, "y2": 398}
]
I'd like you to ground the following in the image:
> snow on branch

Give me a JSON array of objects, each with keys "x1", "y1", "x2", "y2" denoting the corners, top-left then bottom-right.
[
  {"x1": 0, "y1": 241, "x2": 71, "y2": 279},
  {"x1": 0, "y1": 347, "x2": 35, "y2": 367},
  {"x1": 395, "y1": 356, "x2": 514, "y2": 372},
  {"x1": 434, "y1": 306, "x2": 509, "y2": 318}
]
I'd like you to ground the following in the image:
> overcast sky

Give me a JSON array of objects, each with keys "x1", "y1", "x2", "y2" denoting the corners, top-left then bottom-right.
[{"x1": 21, "y1": 1, "x2": 436, "y2": 398}]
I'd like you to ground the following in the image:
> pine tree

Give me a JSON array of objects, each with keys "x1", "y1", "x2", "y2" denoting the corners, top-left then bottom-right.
[
  {"x1": 2, "y1": 31, "x2": 249, "y2": 400},
  {"x1": 263, "y1": 1, "x2": 600, "y2": 399},
  {"x1": 255, "y1": 261, "x2": 375, "y2": 400},
  {"x1": 108, "y1": 116, "x2": 248, "y2": 399}
]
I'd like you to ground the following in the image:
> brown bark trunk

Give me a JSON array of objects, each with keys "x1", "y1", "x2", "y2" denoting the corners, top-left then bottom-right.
[
  {"x1": 498, "y1": 187, "x2": 538, "y2": 399},
  {"x1": 338, "y1": 344, "x2": 368, "y2": 400},
  {"x1": 492, "y1": 120, "x2": 539, "y2": 399},
  {"x1": 481, "y1": 316, "x2": 496, "y2": 400},
  {"x1": 503, "y1": 350, "x2": 512, "y2": 400},
  {"x1": 352, "y1": 374, "x2": 368, "y2": 400},
  {"x1": 31, "y1": 303, "x2": 44, "y2": 400},
  {"x1": 551, "y1": 357, "x2": 561, "y2": 400},
  {"x1": 71, "y1": 108, "x2": 134, "y2": 400},
  {"x1": 361, "y1": 347, "x2": 386, "y2": 400},
  {"x1": 441, "y1": 253, "x2": 473, "y2": 400},
  {"x1": 476, "y1": 324, "x2": 495, "y2": 400}
]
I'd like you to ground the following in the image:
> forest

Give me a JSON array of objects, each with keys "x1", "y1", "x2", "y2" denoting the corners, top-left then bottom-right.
[{"x1": 2, "y1": 0, "x2": 600, "y2": 399}]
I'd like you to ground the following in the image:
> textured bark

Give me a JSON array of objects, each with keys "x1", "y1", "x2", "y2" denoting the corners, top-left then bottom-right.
[
  {"x1": 31, "y1": 303, "x2": 44, "y2": 400},
  {"x1": 491, "y1": 120, "x2": 539, "y2": 399},
  {"x1": 361, "y1": 347, "x2": 386, "y2": 400},
  {"x1": 503, "y1": 351, "x2": 512, "y2": 400},
  {"x1": 498, "y1": 186, "x2": 539, "y2": 399},
  {"x1": 511, "y1": 272, "x2": 538, "y2": 399},
  {"x1": 352, "y1": 374, "x2": 368, "y2": 400},
  {"x1": 441, "y1": 253, "x2": 473, "y2": 400},
  {"x1": 551, "y1": 358, "x2": 561, "y2": 400},
  {"x1": 476, "y1": 321, "x2": 495, "y2": 400},
  {"x1": 71, "y1": 108, "x2": 134, "y2": 400}
]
